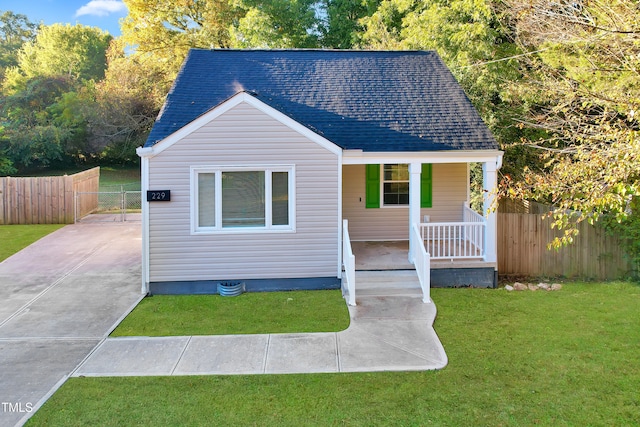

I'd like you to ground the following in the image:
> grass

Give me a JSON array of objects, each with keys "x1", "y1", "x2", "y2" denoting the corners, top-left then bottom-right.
[
  {"x1": 98, "y1": 166, "x2": 141, "y2": 191},
  {"x1": 0, "y1": 224, "x2": 65, "y2": 262},
  {"x1": 27, "y1": 281, "x2": 640, "y2": 426},
  {"x1": 111, "y1": 290, "x2": 350, "y2": 336}
]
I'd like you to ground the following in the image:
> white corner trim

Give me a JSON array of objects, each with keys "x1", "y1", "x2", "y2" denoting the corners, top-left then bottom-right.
[
  {"x1": 136, "y1": 146, "x2": 153, "y2": 158},
  {"x1": 140, "y1": 92, "x2": 342, "y2": 158}
]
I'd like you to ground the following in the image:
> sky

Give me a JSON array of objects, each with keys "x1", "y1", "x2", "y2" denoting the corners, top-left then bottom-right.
[{"x1": 3, "y1": 0, "x2": 127, "y2": 36}]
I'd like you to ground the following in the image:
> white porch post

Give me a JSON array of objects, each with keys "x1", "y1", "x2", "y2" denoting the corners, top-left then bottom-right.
[
  {"x1": 408, "y1": 162, "x2": 422, "y2": 263},
  {"x1": 483, "y1": 160, "x2": 498, "y2": 263}
]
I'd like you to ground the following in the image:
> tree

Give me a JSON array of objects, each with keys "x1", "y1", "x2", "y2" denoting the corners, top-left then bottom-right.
[
  {"x1": 0, "y1": 10, "x2": 37, "y2": 82},
  {"x1": 319, "y1": 0, "x2": 381, "y2": 48},
  {"x1": 358, "y1": 1, "x2": 525, "y2": 137},
  {"x1": 87, "y1": 39, "x2": 166, "y2": 164},
  {"x1": 2, "y1": 23, "x2": 111, "y2": 93},
  {"x1": 121, "y1": 0, "x2": 240, "y2": 80},
  {"x1": 502, "y1": 0, "x2": 640, "y2": 263},
  {"x1": 231, "y1": 0, "x2": 321, "y2": 48},
  {"x1": 0, "y1": 76, "x2": 75, "y2": 169},
  {"x1": 0, "y1": 22, "x2": 114, "y2": 171}
]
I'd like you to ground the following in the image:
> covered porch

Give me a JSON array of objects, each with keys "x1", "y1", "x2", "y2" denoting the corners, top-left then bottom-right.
[{"x1": 340, "y1": 152, "x2": 502, "y2": 306}]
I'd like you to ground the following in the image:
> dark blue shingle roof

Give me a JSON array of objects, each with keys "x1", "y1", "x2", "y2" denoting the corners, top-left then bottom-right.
[{"x1": 145, "y1": 49, "x2": 498, "y2": 151}]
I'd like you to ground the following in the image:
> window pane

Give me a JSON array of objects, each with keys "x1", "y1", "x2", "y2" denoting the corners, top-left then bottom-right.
[
  {"x1": 198, "y1": 173, "x2": 216, "y2": 227},
  {"x1": 222, "y1": 171, "x2": 265, "y2": 227},
  {"x1": 272, "y1": 172, "x2": 289, "y2": 226},
  {"x1": 383, "y1": 182, "x2": 409, "y2": 205},
  {"x1": 384, "y1": 164, "x2": 409, "y2": 181}
]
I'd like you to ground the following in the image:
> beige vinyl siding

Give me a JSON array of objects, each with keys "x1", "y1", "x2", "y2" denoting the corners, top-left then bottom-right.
[
  {"x1": 343, "y1": 163, "x2": 468, "y2": 241},
  {"x1": 148, "y1": 102, "x2": 339, "y2": 282}
]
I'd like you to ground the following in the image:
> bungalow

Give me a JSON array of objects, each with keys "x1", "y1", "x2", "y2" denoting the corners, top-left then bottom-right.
[{"x1": 137, "y1": 49, "x2": 503, "y2": 304}]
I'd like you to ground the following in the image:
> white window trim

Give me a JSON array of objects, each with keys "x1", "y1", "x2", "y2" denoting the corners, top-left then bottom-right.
[
  {"x1": 381, "y1": 163, "x2": 410, "y2": 208},
  {"x1": 191, "y1": 165, "x2": 296, "y2": 234}
]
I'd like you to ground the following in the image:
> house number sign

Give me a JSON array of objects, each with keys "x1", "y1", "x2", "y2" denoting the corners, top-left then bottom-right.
[{"x1": 147, "y1": 190, "x2": 171, "y2": 202}]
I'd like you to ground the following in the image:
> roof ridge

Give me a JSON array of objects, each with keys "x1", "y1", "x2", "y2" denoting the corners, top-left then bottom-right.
[{"x1": 189, "y1": 48, "x2": 437, "y2": 54}]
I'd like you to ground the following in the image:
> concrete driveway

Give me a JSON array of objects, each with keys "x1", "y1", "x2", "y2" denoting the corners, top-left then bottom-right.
[{"x1": 0, "y1": 218, "x2": 142, "y2": 427}]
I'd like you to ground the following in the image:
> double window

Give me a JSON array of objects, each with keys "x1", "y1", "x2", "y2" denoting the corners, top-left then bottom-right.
[
  {"x1": 193, "y1": 166, "x2": 294, "y2": 233},
  {"x1": 365, "y1": 163, "x2": 432, "y2": 208}
]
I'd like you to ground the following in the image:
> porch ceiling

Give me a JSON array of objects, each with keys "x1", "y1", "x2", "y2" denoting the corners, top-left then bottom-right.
[{"x1": 341, "y1": 150, "x2": 503, "y2": 165}]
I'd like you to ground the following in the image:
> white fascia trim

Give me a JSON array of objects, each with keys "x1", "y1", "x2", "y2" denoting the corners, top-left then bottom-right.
[
  {"x1": 138, "y1": 92, "x2": 342, "y2": 158},
  {"x1": 342, "y1": 150, "x2": 504, "y2": 166}
]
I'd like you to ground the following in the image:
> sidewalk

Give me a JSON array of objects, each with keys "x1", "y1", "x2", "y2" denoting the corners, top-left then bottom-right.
[{"x1": 75, "y1": 295, "x2": 447, "y2": 376}]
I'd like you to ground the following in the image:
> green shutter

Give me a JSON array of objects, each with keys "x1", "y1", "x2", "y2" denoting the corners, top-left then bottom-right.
[
  {"x1": 420, "y1": 164, "x2": 432, "y2": 208},
  {"x1": 365, "y1": 164, "x2": 380, "y2": 208}
]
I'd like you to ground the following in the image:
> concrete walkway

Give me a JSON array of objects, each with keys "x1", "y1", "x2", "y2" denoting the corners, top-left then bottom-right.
[
  {"x1": 0, "y1": 218, "x2": 143, "y2": 427},
  {"x1": 1, "y1": 217, "x2": 447, "y2": 427},
  {"x1": 74, "y1": 295, "x2": 447, "y2": 376}
]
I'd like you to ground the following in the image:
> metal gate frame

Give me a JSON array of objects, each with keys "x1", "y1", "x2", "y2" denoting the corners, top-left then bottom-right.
[{"x1": 75, "y1": 190, "x2": 142, "y2": 223}]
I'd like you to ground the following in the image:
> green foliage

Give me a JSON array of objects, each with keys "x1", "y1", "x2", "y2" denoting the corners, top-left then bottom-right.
[
  {"x1": 602, "y1": 196, "x2": 640, "y2": 274},
  {"x1": 503, "y1": 0, "x2": 640, "y2": 250},
  {"x1": 0, "y1": 10, "x2": 37, "y2": 81},
  {"x1": 82, "y1": 40, "x2": 163, "y2": 166},
  {"x1": 0, "y1": 21, "x2": 115, "y2": 172},
  {"x1": 2, "y1": 23, "x2": 111, "y2": 94},
  {"x1": 121, "y1": 0, "x2": 240, "y2": 81},
  {"x1": 231, "y1": 0, "x2": 321, "y2": 48},
  {"x1": 0, "y1": 76, "x2": 76, "y2": 169},
  {"x1": 320, "y1": 0, "x2": 381, "y2": 48}
]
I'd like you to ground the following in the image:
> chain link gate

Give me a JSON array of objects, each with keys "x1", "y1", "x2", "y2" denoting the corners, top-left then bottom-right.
[{"x1": 75, "y1": 188, "x2": 142, "y2": 222}]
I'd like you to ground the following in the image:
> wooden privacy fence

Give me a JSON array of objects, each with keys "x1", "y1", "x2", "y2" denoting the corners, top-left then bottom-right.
[
  {"x1": 0, "y1": 167, "x2": 99, "y2": 224},
  {"x1": 498, "y1": 212, "x2": 635, "y2": 280}
]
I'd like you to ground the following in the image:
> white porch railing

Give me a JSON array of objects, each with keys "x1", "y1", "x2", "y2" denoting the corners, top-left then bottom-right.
[
  {"x1": 342, "y1": 219, "x2": 356, "y2": 306},
  {"x1": 411, "y1": 223, "x2": 431, "y2": 303},
  {"x1": 421, "y1": 204, "x2": 486, "y2": 260}
]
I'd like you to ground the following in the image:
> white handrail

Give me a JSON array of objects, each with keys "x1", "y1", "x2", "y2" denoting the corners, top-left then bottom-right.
[
  {"x1": 342, "y1": 219, "x2": 356, "y2": 306},
  {"x1": 463, "y1": 204, "x2": 485, "y2": 224},
  {"x1": 421, "y1": 222, "x2": 485, "y2": 259},
  {"x1": 411, "y1": 223, "x2": 431, "y2": 303}
]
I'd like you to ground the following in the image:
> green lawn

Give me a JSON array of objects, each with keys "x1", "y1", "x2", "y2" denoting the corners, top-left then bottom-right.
[
  {"x1": 98, "y1": 166, "x2": 141, "y2": 191},
  {"x1": 0, "y1": 224, "x2": 65, "y2": 262},
  {"x1": 27, "y1": 281, "x2": 640, "y2": 426},
  {"x1": 111, "y1": 290, "x2": 350, "y2": 336}
]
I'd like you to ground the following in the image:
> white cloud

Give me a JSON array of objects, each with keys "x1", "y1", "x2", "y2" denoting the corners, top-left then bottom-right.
[{"x1": 75, "y1": 0, "x2": 127, "y2": 18}]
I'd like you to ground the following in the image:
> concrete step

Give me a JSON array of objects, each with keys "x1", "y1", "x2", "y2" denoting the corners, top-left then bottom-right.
[
  {"x1": 354, "y1": 270, "x2": 423, "y2": 297},
  {"x1": 356, "y1": 286, "x2": 423, "y2": 297}
]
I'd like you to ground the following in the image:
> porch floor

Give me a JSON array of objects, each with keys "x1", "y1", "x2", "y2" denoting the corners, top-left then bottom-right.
[{"x1": 352, "y1": 240, "x2": 496, "y2": 270}]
